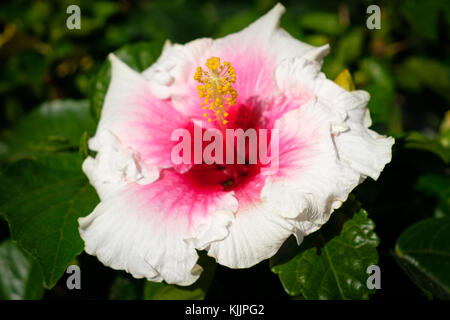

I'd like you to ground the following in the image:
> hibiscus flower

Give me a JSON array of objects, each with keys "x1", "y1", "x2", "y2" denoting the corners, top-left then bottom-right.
[{"x1": 79, "y1": 3, "x2": 394, "y2": 285}]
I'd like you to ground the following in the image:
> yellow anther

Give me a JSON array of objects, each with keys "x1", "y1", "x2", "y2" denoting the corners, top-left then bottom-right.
[{"x1": 194, "y1": 56, "x2": 238, "y2": 128}]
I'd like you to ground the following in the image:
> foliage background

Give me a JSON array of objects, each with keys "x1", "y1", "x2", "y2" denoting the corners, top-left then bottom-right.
[{"x1": 0, "y1": 0, "x2": 449, "y2": 300}]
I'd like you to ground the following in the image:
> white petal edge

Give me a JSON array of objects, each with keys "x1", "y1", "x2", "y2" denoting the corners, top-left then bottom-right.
[
  {"x1": 79, "y1": 184, "x2": 238, "y2": 286},
  {"x1": 206, "y1": 201, "x2": 295, "y2": 268},
  {"x1": 87, "y1": 54, "x2": 184, "y2": 198},
  {"x1": 141, "y1": 3, "x2": 330, "y2": 114}
]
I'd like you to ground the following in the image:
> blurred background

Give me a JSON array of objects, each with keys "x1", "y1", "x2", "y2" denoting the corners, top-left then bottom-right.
[{"x1": 0, "y1": 0, "x2": 449, "y2": 300}]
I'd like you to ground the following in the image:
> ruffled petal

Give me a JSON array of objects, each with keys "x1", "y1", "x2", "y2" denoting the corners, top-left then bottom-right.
[
  {"x1": 79, "y1": 169, "x2": 238, "y2": 285},
  {"x1": 142, "y1": 3, "x2": 329, "y2": 120},
  {"x1": 206, "y1": 199, "x2": 295, "y2": 268},
  {"x1": 275, "y1": 57, "x2": 394, "y2": 180},
  {"x1": 260, "y1": 57, "x2": 394, "y2": 241},
  {"x1": 88, "y1": 54, "x2": 192, "y2": 198}
]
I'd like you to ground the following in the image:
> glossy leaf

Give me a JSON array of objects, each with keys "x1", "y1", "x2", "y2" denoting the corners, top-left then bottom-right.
[
  {"x1": 0, "y1": 239, "x2": 45, "y2": 300},
  {"x1": 271, "y1": 205, "x2": 379, "y2": 300},
  {"x1": 0, "y1": 100, "x2": 95, "y2": 162},
  {"x1": 0, "y1": 153, "x2": 99, "y2": 288},
  {"x1": 395, "y1": 217, "x2": 450, "y2": 299}
]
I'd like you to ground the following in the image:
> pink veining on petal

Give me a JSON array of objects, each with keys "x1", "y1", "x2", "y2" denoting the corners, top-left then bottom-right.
[
  {"x1": 116, "y1": 89, "x2": 192, "y2": 170},
  {"x1": 129, "y1": 169, "x2": 233, "y2": 230},
  {"x1": 115, "y1": 42, "x2": 316, "y2": 221}
]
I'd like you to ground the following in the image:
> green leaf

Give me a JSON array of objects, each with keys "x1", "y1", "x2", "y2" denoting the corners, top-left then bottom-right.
[
  {"x1": 396, "y1": 57, "x2": 450, "y2": 102},
  {"x1": 441, "y1": 111, "x2": 450, "y2": 148},
  {"x1": 403, "y1": 131, "x2": 449, "y2": 164},
  {"x1": 0, "y1": 153, "x2": 99, "y2": 288},
  {"x1": 109, "y1": 274, "x2": 141, "y2": 300},
  {"x1": 400, "y1": 0, "x2": 441, "y2": 42},
  {"x1": 215, "y1": 9, "x2": 260, "y2": 38},
  {"x1": 0, "y1": 239, "x2": 45, "y2": 300},
  {"x1": 89, "y1": 41, "x2": 163, "y2": 121},
  {"x1": 395, "y1": 217, "x2": 450, "y2": 299},
  {"x1": 358, "y1": 58, "x2": 401, "y2": 133},
  {"x1": 0, "y1": 99, "x2": 95, "y2": 162},
  {"x1": 143, "y1": 253, "x2": 216, "y2": 300},
  {"x1": 271, "y1": 204, "x2": 379, "y2": 300},
  {"x1": 298, "y1": 11, "x2": 343, "y2": 36},
  {"x1": 322, "y1": 28, "x2": 364, "y2": 79},
  {"x1": 144, "y1": 281, "x2": 206, "y2": 300},
  {"x1": 416, "y1": 174, "x2": 450, "y2": 217}
]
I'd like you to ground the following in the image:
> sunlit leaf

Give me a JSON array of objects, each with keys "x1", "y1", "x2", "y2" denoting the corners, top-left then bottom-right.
[{"x1": 271, "y1": 200, "x2": 379, "y2": 300}]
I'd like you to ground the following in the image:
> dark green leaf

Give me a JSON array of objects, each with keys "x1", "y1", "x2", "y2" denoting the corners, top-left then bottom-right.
[
  {"x1": 416, "y1": 174, "x2": 450, "y2": 217},
  {"x1": 395, "y1": 217, "x2": 450, "y2": 299},
  {"x1": 0, "y1": 100, "x2": 95, "y2": 162},
  {"x1": 144, "y1": 281, "x2": 206, "y2": 300},
  {"x1": 0, "y1": 239, "x2": 45, "y2": 300},
  {"x1": 400, "y1": 0, "x2": 441, "y2": 42},
  {"x1": 396, "y1": 57, "x2": 450, "y2": 102},
  {"x1": 271, "y1": 204, "x2": 379, "y2": 300},
  {"x1": 324, "y1": 28, "x2": 364, "y2": 77},
  {"x1": 358, "y1": 58, "x2": 400, "y2": 133},
  {"x1": 109, "y1": 274, "x2": 141, "y2": 300},
  {"x1": 215, "y1": 9, "x2": 260, "y2": 38},
  {"x1": 0, "y1": 153, "x2": 99, "y2": 288},
  {"x1": 299, "y1": 11, "x2": 343, "y2": 36},
  {"x1": 403, "y1": 132, "x2": 449, "y2": 164}
]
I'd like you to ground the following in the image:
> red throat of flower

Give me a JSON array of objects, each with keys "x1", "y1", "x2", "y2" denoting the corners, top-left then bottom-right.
[{"x1": 191, "y1": 58, "x2": 268, "y2": 194}]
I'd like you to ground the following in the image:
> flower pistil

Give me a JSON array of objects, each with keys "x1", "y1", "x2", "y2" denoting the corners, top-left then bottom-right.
[{"x1": 194, "y1": 57, "x2": 237, "y2": 127}]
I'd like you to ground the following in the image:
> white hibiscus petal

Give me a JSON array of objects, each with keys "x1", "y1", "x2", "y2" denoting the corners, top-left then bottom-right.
[
  {"x1": 214, "y1": 3, "x2": 328, "y2": 65},
  {"x1": 206, "y1": 203, "x2": 294, "y2": 268},
  {"x1": 266, "y1": 59, "x2": 393, "y2": 241},
  {"x1": 88, "y1": 53, "x2": 193, "y2": 199},
  {"x1": 79, "y1": 174, "x2": 238, "y2": 285},
  {"x1": 275, "y1": 56, "x2": 394, "y2": 180}
]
